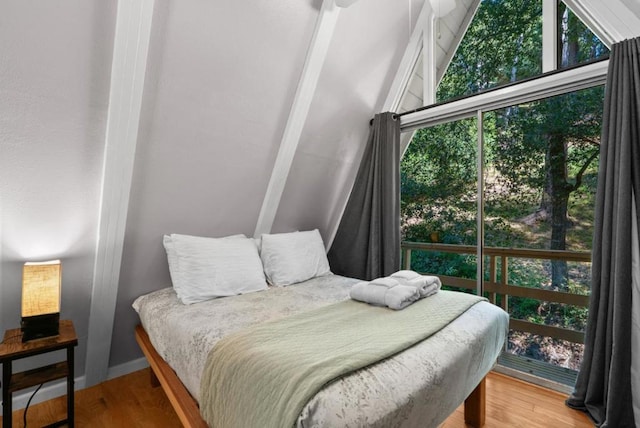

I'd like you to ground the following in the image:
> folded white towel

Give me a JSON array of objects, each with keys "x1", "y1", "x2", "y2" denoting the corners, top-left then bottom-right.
[
  {"x1": 390, "y1": 270, "x2": 422, "y2": 281},
  {"x1": 349, "y1": 281, "x2": 389, "y2": 307},
  {"x1": 391, "y1": 270, "x2": 442, "y2": 297},
  {"x1": 383, "y1": 284, "x2": 421, "y2": 310},
  {"x1": 370, "y1": 277, "x2": 401, "y2": 288},
  {"x1": 350, "y1": 278, "x2": 420, "y2": 310}
]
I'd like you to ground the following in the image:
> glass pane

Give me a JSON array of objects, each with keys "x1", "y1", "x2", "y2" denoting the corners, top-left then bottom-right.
[
  {"x1": 558, "y1": 2, "x2": 609, "y2": 69},
  {"x1": 437, "y1": 0, "x2": 542, "y2": 103},
  {"x1": 400, "y1": 117, "x2": 478, "y2": 294},
  {"x1": 483, "y1": 85, "x2": 603, "y2": 376}
]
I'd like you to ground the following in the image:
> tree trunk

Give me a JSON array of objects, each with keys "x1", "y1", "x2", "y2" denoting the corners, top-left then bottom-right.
[
  {"x1": 561, "y1": 7, "x2": 580, "y2": 68},
  {"x1": 546, "y1": 133, "x2": 570, "y2": 289},
  {"x1": 539, "y1": 3, "x2": 582, "y2": 290}
]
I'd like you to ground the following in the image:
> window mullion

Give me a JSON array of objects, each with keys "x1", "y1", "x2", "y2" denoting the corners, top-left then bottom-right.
[
  {"x1": 542, "y1": 0, "x2": 558, "y2": 72},
  {"x1": 476, "y1": 110, "x2": 484, "y2": 297}
]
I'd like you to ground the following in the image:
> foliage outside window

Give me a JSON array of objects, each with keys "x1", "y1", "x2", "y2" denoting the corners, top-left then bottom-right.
[
  {"x1": 401, "y1": 0, "x2": 607, "y2": 373},
  {"x1": 436, "y1": 0, "x2": 608, "y2": 103},
  {"x1": 558, "y1": 2, "x2": 609, "y2": 69},
  {"x1": 437, "y1": 0, "x2": 542, "y2": 103}
]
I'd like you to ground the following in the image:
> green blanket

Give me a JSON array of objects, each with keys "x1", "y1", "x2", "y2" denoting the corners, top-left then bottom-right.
[{"x1": 199, "y1": 290, "x2": 485, "y2": 428}]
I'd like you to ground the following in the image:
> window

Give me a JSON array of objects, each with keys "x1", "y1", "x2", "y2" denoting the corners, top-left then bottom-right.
[
  {"x1": 401, "y1": 84, "x2": 603, "y2": 386},
  {"x1": 400, "y1": 0, "x2": 608, "y2": 388},
  {"x1": 437, "y1": 0, "x2": 543, "y2": 103},
  {"x1": 402, "y1": 118, "x2": 478, "y2": 289},
  {"x1": 558, "y1": 2, "x2": 609, "y2": 69},
  {"x1": 484, "y1": 87, "x2": 602, "y2": 374},
  {"x1": 435, "y1": 0, "x2": 608, "y2": 103}
]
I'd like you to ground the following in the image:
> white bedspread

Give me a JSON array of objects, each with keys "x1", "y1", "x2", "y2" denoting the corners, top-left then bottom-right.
[{"x1": 133, "y1": 274, "x2": 508, "y2": 427}]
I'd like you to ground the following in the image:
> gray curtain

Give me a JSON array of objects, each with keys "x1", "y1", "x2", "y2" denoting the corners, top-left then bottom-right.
[
  {"x1": 328, "y1": 112, "x2": 400, "y2": 280},
  {"x1": 566, "y1": 37, "x2": 640, "y2": 427}
]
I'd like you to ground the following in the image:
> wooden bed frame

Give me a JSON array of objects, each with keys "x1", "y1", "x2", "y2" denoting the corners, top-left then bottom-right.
[{"x1": 135, "y1": 324, "x2": 486, "y2": 428}]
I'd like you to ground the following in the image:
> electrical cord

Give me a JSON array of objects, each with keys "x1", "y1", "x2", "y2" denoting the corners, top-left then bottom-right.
[{"x1": 23, "y1": 382, "x2": 44, "y2": 428}]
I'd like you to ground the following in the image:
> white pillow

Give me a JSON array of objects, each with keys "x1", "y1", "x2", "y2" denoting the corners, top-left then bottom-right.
[
  {"x1": 163, "y1": 233, "x2": 267, "y2": 304},
  {"x1": 260, "y1": 229, "x2": 332, "y2": 286}
]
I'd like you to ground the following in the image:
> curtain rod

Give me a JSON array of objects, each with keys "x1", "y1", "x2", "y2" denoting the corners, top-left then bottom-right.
[{"x1": 369, "y1": 55, "x2": 609, "y2": 126}]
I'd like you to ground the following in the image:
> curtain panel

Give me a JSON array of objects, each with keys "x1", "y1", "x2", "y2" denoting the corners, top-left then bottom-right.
[
  {"x1": 566, "y1": 37, "x2": 640, "y2": 428},
  {"x1": 328, "y1": 112, "x2": 401, "y2": 280}
]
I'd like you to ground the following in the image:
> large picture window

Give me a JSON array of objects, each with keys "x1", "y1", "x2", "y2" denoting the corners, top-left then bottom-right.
[
  {"x1": 401, "y1": 84, "x2": 603, "y2": 387},
  {"x1": 399, "y1": 0, "x2": 608, "y2": 389}
]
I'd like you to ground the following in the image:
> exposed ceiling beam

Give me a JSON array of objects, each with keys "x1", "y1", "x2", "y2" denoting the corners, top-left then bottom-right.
[
  {"x1": 84, "y1": 0, "x2": 155, "y2": 387},
  {"x1": 254, "y1": 0, "x2": 341, "y2": 237}
]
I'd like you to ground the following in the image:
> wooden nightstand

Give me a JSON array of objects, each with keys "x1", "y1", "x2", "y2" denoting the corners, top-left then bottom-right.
[{"x1": 0, "y1": 320, "x2": 78, "y2": 428}]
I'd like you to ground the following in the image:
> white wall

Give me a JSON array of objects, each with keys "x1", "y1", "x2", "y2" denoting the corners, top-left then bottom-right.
[
  {"x1": 109, "y1": 0, "x2": 324, "y2": 366},
  {"x1": 272, "y1": 0, "x2": 423, "y2": 238},
  {"x1": 109, "y1": 0, "x2": 424, "y2": 366},
  {"x1": 0, "y1": 0, "x2": 426, "y2": 378},
  {"x1": 0, "y1": 0, "x2": 116, "y2": 374}
]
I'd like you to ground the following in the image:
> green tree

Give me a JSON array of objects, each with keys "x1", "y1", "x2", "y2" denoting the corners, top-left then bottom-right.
[
  {"x1": 403, "y1": 0, "x2": 606, "y2": 290},
  {"x1": 493, "y1": 86, "x2": 602, "y2": 288},
  {"x1": 437, "y1": 0, "x2": 542, "y2": 103}
]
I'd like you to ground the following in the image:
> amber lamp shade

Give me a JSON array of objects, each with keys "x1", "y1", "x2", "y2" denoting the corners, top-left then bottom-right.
[{"x1": 21, "y1": 260, "x2": 61, "y2": 342}]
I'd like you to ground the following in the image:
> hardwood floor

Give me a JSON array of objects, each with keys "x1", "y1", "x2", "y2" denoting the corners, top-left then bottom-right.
[
  {"x1": 2, "y1": 369, "x2": 181, "y2": 428},
  {"x1": 2, "y1": 370, "x2": 592, "y2": 427},
  {"x1": 441, "y1": 372, "x2": 593, "y2": 428}
]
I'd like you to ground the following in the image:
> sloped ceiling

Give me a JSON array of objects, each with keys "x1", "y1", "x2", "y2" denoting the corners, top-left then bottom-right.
[
  {"x1": 621, "y1": 0, "x2": 640, "y2": 20},
  {"x1": 272, "y1": 0, "x2": 425, "y2": 237},
  {"x1": 110, "y1": 0, "x2": 424, "y2": 367}
]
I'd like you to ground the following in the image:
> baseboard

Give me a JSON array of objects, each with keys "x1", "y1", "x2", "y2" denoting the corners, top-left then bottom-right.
[
  {"x1": 1, "y1": 357, "x2": 149, "y2": 414},
  {"x1": 1, "y1": 375, "x2": 87, "y2": 414},
  {"x1": 106, "y1": 357, "x2": 149, "y2": 381}
]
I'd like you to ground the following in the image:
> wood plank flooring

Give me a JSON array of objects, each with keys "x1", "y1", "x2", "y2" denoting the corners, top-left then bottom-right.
[
  {"x1": 2, "y1": 370, "x2": 593, "y2": 427},
  {"x1": 441, "y1": 372, "x2": 593, "y2": 428}
]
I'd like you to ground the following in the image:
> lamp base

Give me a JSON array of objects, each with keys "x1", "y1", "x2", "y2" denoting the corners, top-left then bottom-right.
[{"x1": 21, "y1": 313, "x2": 60, "y2": 342}]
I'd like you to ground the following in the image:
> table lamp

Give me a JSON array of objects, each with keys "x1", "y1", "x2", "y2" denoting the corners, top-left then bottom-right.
[{"x1": 21, "y1": 260, "x2": 61, "y2": 342}]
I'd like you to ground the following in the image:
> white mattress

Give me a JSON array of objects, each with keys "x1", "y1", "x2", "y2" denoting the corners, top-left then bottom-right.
[{"x1": 133, "y1": 274, "x2": 508, "y2": 427}]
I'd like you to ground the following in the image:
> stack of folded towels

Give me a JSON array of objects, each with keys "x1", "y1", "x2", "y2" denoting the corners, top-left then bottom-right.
[{"x1": 349, "y1": 270, "x2": 442, "y2": 310}]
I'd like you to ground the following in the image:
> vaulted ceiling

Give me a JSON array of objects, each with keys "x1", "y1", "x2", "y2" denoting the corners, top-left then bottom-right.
[{"x1": 1, "y1": 0, "x2": 639, "y2": 394}]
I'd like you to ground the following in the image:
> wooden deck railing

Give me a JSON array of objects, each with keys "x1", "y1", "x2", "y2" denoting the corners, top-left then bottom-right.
[{"x1": 401, "y1": 242, "x2": 591, "y2": 344}]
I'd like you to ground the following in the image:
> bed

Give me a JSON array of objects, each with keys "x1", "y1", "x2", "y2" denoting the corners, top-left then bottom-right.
[{"x1": 133, "y1": 274, "x2": 509, "y2": 428}]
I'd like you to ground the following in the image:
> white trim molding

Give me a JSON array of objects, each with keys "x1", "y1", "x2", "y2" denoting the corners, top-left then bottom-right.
[
  {"x1": 1, "y1": 376, "x2": 87, "y2": 414},
  {"x1": 400, "y1": 59, "x2": 609, "y2": 131},
  {"x1": 84, "y1": 0, "x2": 155, "y2": 387},
  {"x1": 423, "y1": 9, "x2": 437, "y2": 106},
  {"x1": 382, "y1": 1, "x2": 431, "y2": 112},
  {"x1": 542, "y1": 0, "x2": 558, "y2": 72},
  {"x1": 0, "y1": 357, "x2": 150, "y2": 414},
  {"x1": 563, "y1": 0, "x2": 615, "y2": 48},
  {"x1": 476, "y1": 110, "x2": 484, "y2": 297},
  {"x1": 254, "y1": 0, "x2": 341, "y2": 237},
  {"x1": 106, "y1": 357, "x2": 149, "y2": 381}
]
